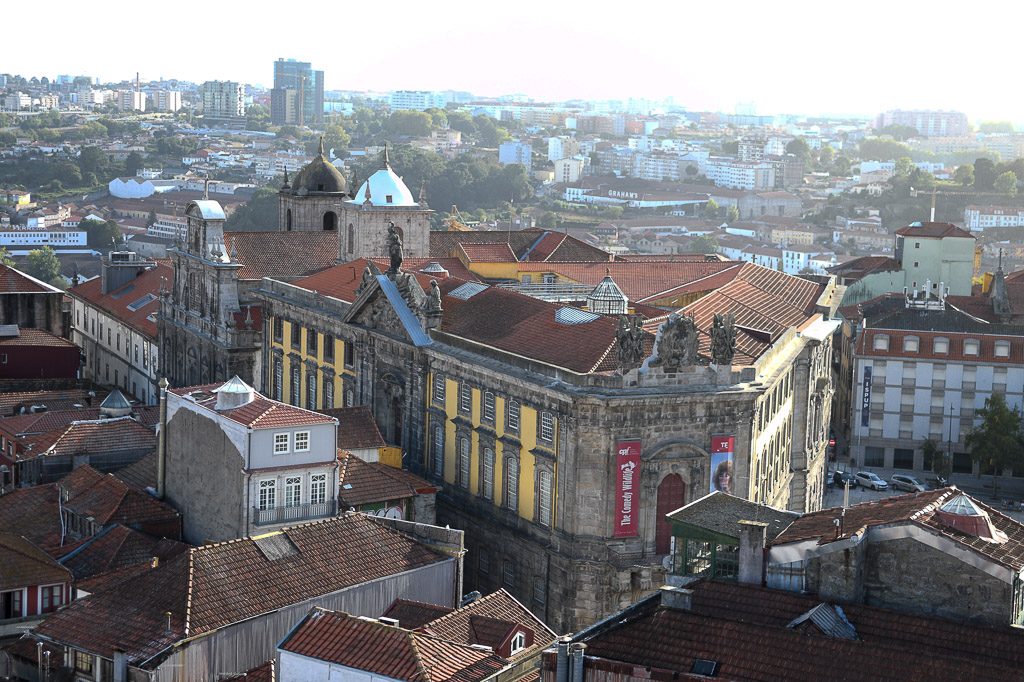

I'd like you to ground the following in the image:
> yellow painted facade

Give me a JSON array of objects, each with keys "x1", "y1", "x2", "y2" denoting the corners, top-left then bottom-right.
[{"x1": 270, "y1": 319, "x2": 356, "y2": 410}]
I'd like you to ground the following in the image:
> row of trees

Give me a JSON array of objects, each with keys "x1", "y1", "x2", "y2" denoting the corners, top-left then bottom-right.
[{"x1": 0, "y1": 246, "x2": 63, "y2": 288}]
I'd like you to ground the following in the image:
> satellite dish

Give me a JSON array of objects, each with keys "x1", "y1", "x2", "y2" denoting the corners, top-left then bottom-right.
[{"x1": 662, "y1": 555, "x2": 673, "y2": 570}]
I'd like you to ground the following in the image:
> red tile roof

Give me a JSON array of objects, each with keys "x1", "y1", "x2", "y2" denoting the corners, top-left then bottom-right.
[
  {"x1": 827, "y1": 255, "x2": 902, "y2": 282},
  {"x1": 857, "y1": 327, "x2": 1024, "y2": 363},
  {"x1": 338, "y1": 453, "x2": 434, "y2": 507},
  {"x1": 382, "y1": 598, "x2": 454, "y2": 629},
  {"x1": 61, "y1": 524, "x2": 187, "y2": 584},
  {"x1": 893, "y1": 221, "x2": 975, "y2": 239},
  {"x1": 18, "y1": 417, "x2": 155, "y2": 461},
  {"x1": 0, "y1": 327, "x2": 76, "y2": 348},
  {"x1": 429, "y1": 230, "x2": 612, "y2": 263},
  {"x1": 318, "y1": 406, "x2": 386, "y2": 449},
  {"x1": 68, "y1": 260, "x2": 170, "y2": 338},
  {"x1": 0, "y1": 533, "x2": 71, "y2": 591},
  {"x1": 0, "y1": 389, "x2": 109, "y2": 417},
  {"x1": 278, "y1": 608, "x2": 507, "y2": 682},
  {"x1": 221, "y1": 660, "x2": 275, "y2": 682},
  {"x1": 33, "y1": 514, "x2": 449, "y2": 665},
  {"x1": 514, "y1": 260, "x2": 739, "y2": 302},
  {"x1": 57, "y1": 465, "x2": 180, "y2": 527},
  {"x1": 113, "y1": 450, "x2": 157, "y2": 490},
  {"x1": 571, "y1": 579, "x2": 1024, "y2": 682},
  {"x1": 0, "y1": 264, "x2": 55, "y2": 293},
  {"x1": 169, "y1": 382, "x2": 336, "y2": 429},
  {"x1": 458, "y1": 242, "x2": 518, "y2": 263},
  {"x1": 224, "y1": 231, "x2": 337, "y2": 280}
]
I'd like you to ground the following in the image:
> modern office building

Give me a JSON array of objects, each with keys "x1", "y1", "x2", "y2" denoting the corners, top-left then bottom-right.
[{"x1": 271, "y1": 58, "x2": 324, "y2": 126}]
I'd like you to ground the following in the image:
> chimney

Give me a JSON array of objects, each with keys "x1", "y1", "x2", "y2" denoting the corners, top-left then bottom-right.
[
  {"x1": 659, "y1": 585, "x2": 693, "y2": 610},
  {"x1": 555, "y1": 637, "x2": 571, "y2": 682},
  {"x1": 737, "y1": 520, "x2": 768, "y2": 585},
  {"x1": 571, "y1": 643, "x2": 585, "y2": 682},
  {"x1": 156, "y1": 378, "x2": 168, "y2": 500},
  {"x1": 113, "y1": 648, "x2": 127, "y2": 682}
]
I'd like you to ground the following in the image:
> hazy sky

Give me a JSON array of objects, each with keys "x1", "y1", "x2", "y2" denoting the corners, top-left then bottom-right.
[{"x1": 9, "y1": 0, "x2": 1021, "y2": 121}]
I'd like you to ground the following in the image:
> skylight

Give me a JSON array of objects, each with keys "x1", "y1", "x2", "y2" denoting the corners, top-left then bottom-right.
[
  {"x1": 127, "y1": 293, "x2": 157, "y2": 311},
  {"x1": 554, "y1": 307, "x2": 600, "y2": 325},
  {"x1": 449, "y1": 282, "x2": 489, "y2": 300}
]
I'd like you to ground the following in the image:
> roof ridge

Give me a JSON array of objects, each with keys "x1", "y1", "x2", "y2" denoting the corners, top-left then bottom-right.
[
  {"x1": 184, "y1": 549, "x2": 195, "y2": 636},
  {"x1": 407, "y1": 629, "x2": 431, "y2": 682}
]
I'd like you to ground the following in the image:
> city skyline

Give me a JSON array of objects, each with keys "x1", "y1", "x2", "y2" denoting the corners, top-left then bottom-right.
[{"x1": 5, "y1": 0, "x2": 1024, "y2": 122}]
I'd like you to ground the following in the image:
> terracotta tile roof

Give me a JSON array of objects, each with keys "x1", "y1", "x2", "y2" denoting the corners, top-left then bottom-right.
[
  {"x1": 0, "y1": 264, "x2": 54, "y2": 293},
  {"x1": 382, "y1": 598, "x2": 454, "y2": 629},
  {"x1": 574, "y1": 579, "x2": 1024, "y2": 682},
  {"x1": 169, "y1": 382, "x2": 336, "y2": 429},
  {"x1": 338, "y1": 453, "x2": 434, "y2": 507},
  {"x1": 113, "y1": 450, "x2": 157, "y2": 490},
  {"x1": 60, "y1": 524, "x2": 187, "y2": 583},
  {"x1": 430, "y1": 230, "x2": 611, "y2": 263},
  {"x1": 224, "y1": 231, "x2": 337, "y2": 280},
  {"x1": 0, "y1": 484, "x2": 65, "y2": 554},
  {"x1": 278, "y1": 608, "x2": 507, "y2": 682},
  {"x1": 57, "y1": 465, "x2": 179, "y2": 527},
  {"x1": 0, "y1": 533, "x2": 71, "y2": 591},
  {"x1": 0, "y1": 327, "x2": 76, "y2": 348},
  {"x1": 514, "y1": 260, "x2": 739, "y2": 302},
  {"x1": 69, "y1": 260, "x2": 170, "y2": 338},
  {"x1": 894, "y1": 221, "x2": 975, "y2": 239},
  {"x1": 18, "y1": 417, "x2": 156, "y2": 461},
  {"x1": 369, "y1": 257, "x2": 484, "y2": 282},
  {"x1": 292, "y1": 258, "x2": 481, "y2": 307},
  {"x1": 437, "y1": 279, "x2": 626, "y2": 374},
  {"x1": 33, "y1": 514, "x2": 449, "y2": 665},
  {"x1": 827, "y1": 255, "x2": 902, "y2": 283},
  {"x1": 73, "y1": 559, "x2": 163, "y2": 596},
  {"x1": 458, "y1": 242, "x2": 518, "y2": 263},
  {"x1": 221, "y1": 660, "x2": 275, "y2": 682},
  {"x1": 666, "y1": 491, "x2": 799, "y2": 543},
  {"x1": 318, "y1": 406, "x2": 386, "y2": 449},
  {"x1": 231, "y1": 304, "x2": 263, "y2": 331},
  {"x1": 421, "y1": 589, "x2": 556, "y2": 662},
  {"x1": 0, "y1": 389, "x2": 108, "y2": 417}
]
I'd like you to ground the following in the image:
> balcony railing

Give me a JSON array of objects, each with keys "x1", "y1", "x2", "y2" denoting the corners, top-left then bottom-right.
[
  {"x1": 496, "y1": 282, "x2": 593, "y2": 302},
  {"x1": 253, "y1": 500, "x2": 337, "y2": 526}
]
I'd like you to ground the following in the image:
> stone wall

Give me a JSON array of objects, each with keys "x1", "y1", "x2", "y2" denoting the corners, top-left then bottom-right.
[
  {"x1": 0, "y1": 289, "x2": 66, "y2": 337},
  {"x1": 805, "y1": 538, "x2": 868, "y2": 604}
]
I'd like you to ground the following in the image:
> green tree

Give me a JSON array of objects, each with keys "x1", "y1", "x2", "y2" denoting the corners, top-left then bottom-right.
[
  {"x1": 832, "y1": 156, "x2": 852, "y2": 176},
  {"x1": 954, "y1": 163, "x2": 974, "y2": 186},
  {"x1": 224, "y1": 187, "x2": 279, "y2": 230},
  {"x1": 965, "y1": 393, "x2": 1024, "y2": 498},
  {"x1": 921, "y1": 438, "x2": 950, "y2": 481},
  {"x1": 125, "y1": 152, "x2": 144, "y2": 176},
  {"x1": 894, "y1": 157, "x2": 914, "y2": 177},
  {"x1": 691, "y1": 235, "x2": 719, "y2": 253},
  {"x1": 80, "y1": 218, "x2": 123, "y2": 251},
  {"x1": 0, "y1": 248, "x2": 14, "y2": 267},
  {"x1": 537, "y1": 212, "x2": 557, "y2": 229},
  {"x1": 321, "y1": 124, "x2": 351, "y2": 157},
  {"x1": 705, "y1": 197, "x2": 719, "y2": 218},
  {"x1": 23, "y1": 246, "x2": 61, "y2": 286},
  {"x1": 859, "y1": 137, "x2": 912, "y2": 161},
  {"x1": 78, "y1": 146, "x2": 108, "y2": 176},
  {"x1": 979, "y1": 120, "x2": 1015, "y2": 134},
  {"x1": 447, "y1": 111, "x2": 477, "y2": 136},
  {"x1": 786, "y1": 137, "x2": 812, "y2": 166},
  {"x1": 685, "y1": 165, "x2": 698, "y2": 177},
  {"x1": 726, "y1": 205, "x2": 740, "y2": 222},
  {"x1": 385, "y1": 110, "x2": 433, "y2": 138},
  {"x1": 721, "y1": 139, "x2": 739, "y2": 155},
  {"x1": 879, "y1": 124, "x2": 920, "y2": 140},
  {"x1": 974, "y1": 157, "x2": 998, "y2": 191},
  {"x1": 245, "y1": 104, "x2": 271, "y2": 132},
  {"x1": 995, "y1": 171, "x2": 1018, "y2": 197},
  {"x1": 276, "y1": 125, "x2": 301, "y2": 139}
]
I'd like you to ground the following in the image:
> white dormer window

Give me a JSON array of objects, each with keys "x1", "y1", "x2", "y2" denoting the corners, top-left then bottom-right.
[
  {"x1": 294, "y1": 431, "x2": 310, "y2": 452},
  {"x1": 274, "y1": 433, "x2": 290, "y2": 454},
  {"x1": 995, "y1": 340, "x2": 1011, "y2": 358},
  {"x1": 933, "y1": 337, "x2": 949, "y2": 354},
  {"x1": 873, "y1": 334, "x2": 889, "y2": 351},
  {"x1": 964, "y1": 339, "x2": 980, "y2": 356},
  {"x1": 510, "y1": 631, "x2": 526, "y2": 654},
  {"x1": 903, "y1": 336, "x2": 919, "y2": 353}
]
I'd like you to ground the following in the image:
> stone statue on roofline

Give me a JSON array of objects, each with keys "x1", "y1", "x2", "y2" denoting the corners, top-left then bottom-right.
[
  {"x1": 616, "y1": 315, "x2": 645, "y2": 369},
  {"x1": 649, "y1": 312, "x2": 700, "y2": 369},
  {"x1": 355, "y1": 266, "x2": 374, "y2": 296},
  {"x1": 710, "y1": 312, "x2": 737, "y2": 366},
  {"x1": 386, "y1": 221, "x2": 403, "y2": 275}
]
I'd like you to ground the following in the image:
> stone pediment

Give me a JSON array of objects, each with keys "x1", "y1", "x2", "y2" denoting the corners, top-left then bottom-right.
[{"x1": 342, "y1": 266, "x2": 433, "y2": 347}]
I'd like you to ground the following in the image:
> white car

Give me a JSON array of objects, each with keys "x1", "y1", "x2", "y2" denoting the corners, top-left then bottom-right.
[
  {"x1": 890, "y1": 474, "x2": 926, "y2": 492},
  {"x1": 855, "y1": 471, "x2": 888, "y2": 491}
]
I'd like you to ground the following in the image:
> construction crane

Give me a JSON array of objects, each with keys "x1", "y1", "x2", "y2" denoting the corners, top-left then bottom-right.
[{"x1": 443, "y1": 205, "x2": 475, "y2": 231}]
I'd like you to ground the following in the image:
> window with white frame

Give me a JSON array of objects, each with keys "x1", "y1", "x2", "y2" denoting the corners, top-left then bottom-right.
[
  {"x1": 964, "y1": 339, "x2": 980, "y2": 356},
  {"x1": 284, "y1": 476, "x2": 302, "y2": 507},
  {"x1": 294, "y1": 431, "x2": 310, "y2": 452},
  {"x1": 310, "y1": 473, "x2": 327, "y2": 505},
  {"x1": 324, "y1": 380, "x2": 334, "y2": 409},
  {"x1": 259, "y1": 479, "x2": 276, "y2": 510},
  {"x1": 434, "y1": 374, "x2": 446, "y2": 404},
  {"x1": 873, "y1": 334, "x2": 889, "y2": 351},
  {"x1": 903, "y1": 336, "x2": 919, "y2": 353},
  {"x1": 507, "y1": 401, "x2": 520, "y2": 432},
  {"x1": 40, "y1": 584, "x2": 62, "y2": 613},
  {"x1": 291, "y1": 366, "x2": 300, "y2": 406},
  {"x1": 307, "y1": 373, "x2": 317, "y2": 409},
  {"x1": 345, "y1": 390, "x2": 354, "y2": 407},
  {"x1": 503, "y1": 559, "x2": 515, "y2": 587},
  {"x1": 933, "y1": 337, "x2": 949, "y2": 354},
  {"x1": 274, "y1": 433, "x2": 290, "y2": 454},
  {"x1": 538, "y1": 470, "x2": 553, "y2": 527},
  {"x1": 433, "y1": 425, "x2": 444, "y2": 477},
  {"x1": 996, "y1": 340, "x2": 1011, "y2": 358},
  {"x1": 483, "y1": 392, "x2": 496, "y2": 424},
  {"x1": 459, "y1": 437, "x2": 471, "y2": 489},
  {"x1": 540, "y1": 412, "x2": 555, "y2": 443},
  {"x1": 506, "y1": 457, "x2": 519, "y2": 511},
  {"x1": 274, "y1": 359, "x2": 283, "y2": 401},
  {"x1": 459, "y1": 382, "x2": 472, "y2": 413},
  {"x1": 511, "y1": 631, "x2": 526, "y2": 654},
  {"x1": 482, "y1": 447, "x2": 495, "y2": 500}
]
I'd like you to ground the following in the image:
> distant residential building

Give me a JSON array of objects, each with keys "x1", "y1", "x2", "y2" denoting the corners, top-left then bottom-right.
[
  {"x1": 548, "y1": 136, "x2": 580, "y2": 163},
  {"x1": 271, "y1": 58, "x2": 324, "y2": 126},
  {"x1": 2, "y1": 93, "x2": 31, "y2": 111},
  {"x1": 764, "y1": 154, "x2": 804, "y2": 188},
  {"x1": 148, "y1": 89, "x2": 182, "y2": 112},
  {"x1": 199, "y1": 80, "x2": 245, "y2": 124},
  {"x1": 555, "y1": 156, "x2": 586, "y2": 183},
  {"x1": 498, "y1": 142, "x2": 532, "y2": 169},
  {"x1": 875, "y1": 109, "x2": 968, "y2": 138},
  {"x1": 964, "y1": 205, "x2": 1024, "y2": 231},
  {"x1": 0, "y1": 225, "x2": 86, "y2": 248},
  {"x1": 390, "y1": 90, "x2": 448, "y2": 111},
  {"x1": 705, "y1": 158, "x2": 775, "y2": 191},
  {"x1": 0, "y1": 190, "x2": 32, "y2": 206},
  {"x1": 116, "y1": 90, "x2": 146, "y2": 112}
]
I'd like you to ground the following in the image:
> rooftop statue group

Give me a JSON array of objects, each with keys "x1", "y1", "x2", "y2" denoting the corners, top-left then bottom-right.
[{"x1": 618, "y1": 311, "x2": 737, "y2": 370}]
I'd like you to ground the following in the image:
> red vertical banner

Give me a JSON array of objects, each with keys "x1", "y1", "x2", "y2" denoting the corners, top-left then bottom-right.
[
  {"x1": 615, "y1": 440, "x2": 642, "y2": 537},
  {"x1": 710, "y1": 436, "x2": 735, "y2": 495}
]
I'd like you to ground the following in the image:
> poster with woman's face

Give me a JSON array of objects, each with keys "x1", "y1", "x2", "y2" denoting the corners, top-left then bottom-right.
[{"x1": 710, "y1": 436, "x2": 735, "y2": 494}]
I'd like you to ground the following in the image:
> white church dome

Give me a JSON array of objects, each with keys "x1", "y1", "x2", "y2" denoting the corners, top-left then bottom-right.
[{"x1": 346, "y1": 147, "x2": 418, "y2": 208}]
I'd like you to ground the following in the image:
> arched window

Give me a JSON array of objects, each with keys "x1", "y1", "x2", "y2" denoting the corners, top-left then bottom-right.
[
  {"x1": 323, "y1": 211, "x2": 337, "y2": 231},
  {"x1": 348, "y1": 224, "x2": 354, "y2": 254},
  {"x1": 286, "y1": 208, "x2": 292, "y2": 231}
]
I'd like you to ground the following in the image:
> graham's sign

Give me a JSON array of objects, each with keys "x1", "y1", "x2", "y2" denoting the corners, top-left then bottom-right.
[{"x1": 608, "y1": 190, "x2": 639, "y2": 199}]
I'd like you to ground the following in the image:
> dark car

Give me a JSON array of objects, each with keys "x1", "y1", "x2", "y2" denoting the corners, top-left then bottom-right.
[{"x1": 833, "y1": 471, "x2": 857, "y2": 488}]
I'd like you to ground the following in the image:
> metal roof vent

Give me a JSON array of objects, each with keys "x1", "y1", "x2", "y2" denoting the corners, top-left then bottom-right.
[
  {"x1": 214, "y1": 376, "x2": 256, "y2": 411},
  {"x1": 99, "y1": 389, "x2": 132, "y2": 418},
  {"x1": 586, "y1": 271, "x2": 628, "y2": 315},
  {"x1": 935, "y1": 494, "x2": 1007, "y2": 543},
  {"x1": 420, "y1": 262, "x2": 449, "y2": 277}
]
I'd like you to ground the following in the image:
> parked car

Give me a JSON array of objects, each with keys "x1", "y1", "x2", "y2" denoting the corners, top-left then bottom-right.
[
  {"x1": 833, "y1": 471, "x2": 857, "y2": 488},
  {"x1": 855, "y1": 471, "x2": 888, "y2": 491},
  {"x1": 890, "y1": 474, "x2": 926, "y2": 492}
]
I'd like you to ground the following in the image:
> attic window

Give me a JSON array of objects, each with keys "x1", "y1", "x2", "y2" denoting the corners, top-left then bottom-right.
[
  {"x1": 386, "y1": 194, "x2": 393, "y2": 203},
  {"x1": 691, "y1": 659, "x2": 720, "y2": 677},
  {"x1": 964, "y1": 339, "x2": 980, "y2": 356},
  {"x1": 996, "y1": 340, "x2": 1010, "y2": 358},
  {"x1": 450, "y1": 282, "x2": 489, "y2": 300},
  {"x1": 933, "y1": 337, "x2": 949, "y2": 354},
  {"x1": 127, "y1": 293, "x2": 157, "y2": 311},
  {"x1": 510, "y1": 632, "x2": 526, "y2": 654},
  {"x1": 872, "y1": 334, "x2": 889, "y2": 351},
  {"x1": 903, "y1": 336, "x2": 919, "y2": 353}
]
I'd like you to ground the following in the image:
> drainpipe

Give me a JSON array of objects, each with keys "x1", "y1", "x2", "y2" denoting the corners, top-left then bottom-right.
[
  {"x1": 571, "y1": 643, "x2": 586, "y2": 682},
  {"x1": 156, "y1": 377, "x2": 168, "y2": 499}
]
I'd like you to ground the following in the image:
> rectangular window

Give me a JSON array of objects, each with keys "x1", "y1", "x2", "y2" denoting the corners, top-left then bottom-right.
[
  {"x1": 933, "y1": 338, "x2": 949, "y2": 354},
  {"x1": 294, "y1": 431, "x2": 310, "y2": 452},
  {"x1": 291, "y1": 367, "x2": 300, "y2": 406},
  {"x1": 324, "y1": 334, "x2": 334, "y2": 362},
  {"x1": 284, "y1": 476, "x2": 302, "y2": 507},
  {"x1": 540, "y1": 412, "x2": 555, "y2": 442},
  {"x1": 344, "y1": 342, "x2": 354, "y2": 367},
  {"x1": 434, "y1": 374, "x2": 446, "y2": 404},
  {"x1": 460, "y1": 383, "x2": 472, "y2": 414},
  {"x1": 274, "y1": 433, "x2": 290, "y2": 454},
  {"x1": 506, "y1": 458, "x2": 519, "y2": 511},
  {"x1": 75, "y1": 651, "x2": 93, "y2": 675},
  {"x1": 307, "y1": 329, "x2": 317, "y2": 355},
  {"x1": 482, "y1": 447, "x2": 494, "y2": 500},
  {"x1": 483, "y1": 392, "x2": 495, "y2": 424},
  {"x1": 893, "y1": 448, "x2": 914, "y2": 470},
  {"x1": 310, "y1": 473, "x2": 327, "y2": 505},
  {"x1": 433, "y1": 426, "x2": 444, "y2": 477},
  {"x1": 864, "y1": 446, "x2": 885, "y2": 467},
  {"x1": 274, "y1": 360, "x2": 284, "y2": 401},
  {"x1": 503, "y1": 560, "x2": 515, "y2": 587},
  {"x1": 996, "y1": 341, "x2": 1011, "y2": 358},
  {"x1": 291, "y1": 322, "x2": 301, "y2": 349},
  {"x1": 259, "y1": 479, "x2": 276, "y2": 510},
  {"x1": 533, "y1": 576, "x2": 546, "y2": 604},
  {"x1": 507, "y1": 401, "x2": 520, "y2": 432},
  {"x1": 538, "y1": 471, "x2": 552, "y2": 527},
  {"x1": 685, "y1": 539, "x2": 712, "y2": 577},
  {"x1": 459, "y1": 437, "x2": 471, "y2": 489},
  {"x1": 324, "y1": 380, "x2": 334, "y2": 409},
  {"x1": 274, "y1": 317, "x2": 283, "y2": 342},
  {"x1": 307, "y1": 374, "x2": 316, "y2": 409},
  {"x1": 40, "y1": 585, "x2": 62, "y2": 613},
  {"x1": 715, "y1": 544, "x2": 739, "y2": 580},
  {"x1": 964, "y1": 339, "x2": 980, "y2": 356}
]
